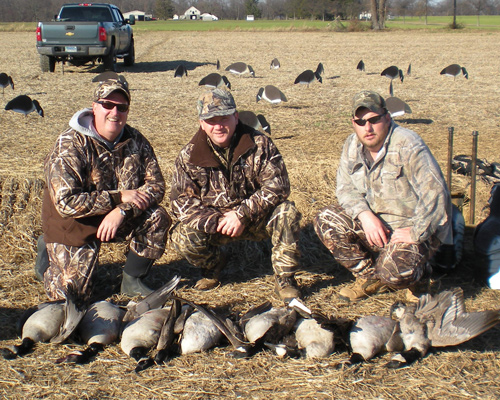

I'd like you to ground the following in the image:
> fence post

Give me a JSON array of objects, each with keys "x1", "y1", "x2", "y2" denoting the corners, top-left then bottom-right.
[
  {"x1": 470, "y1": 131, "x2": 479, "y2": 224},
  {"x1": 447, "y1": 127, "x2": 454, "y2": 192}
]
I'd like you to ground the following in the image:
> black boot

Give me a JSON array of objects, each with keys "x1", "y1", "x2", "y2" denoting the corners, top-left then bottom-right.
[
  {"x1": 34, "y1": 235, "x2": 49, "y2": 281},
  {"x1": 121, "y1": 251, "x2": 155, "y2": 297}
]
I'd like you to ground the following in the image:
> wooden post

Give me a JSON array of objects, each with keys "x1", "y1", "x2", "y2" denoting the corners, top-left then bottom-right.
[
  {"x1": 470, "y1": 131, "x2": 479, "y2": 224},
  {"x1": 447, "y1": 127, "x2": 454, "y2": 192}
]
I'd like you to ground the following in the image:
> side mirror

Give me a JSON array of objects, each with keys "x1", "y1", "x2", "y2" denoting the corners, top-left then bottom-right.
[{"x1": 127, "y1": 15, "x2": 135, "y2": 25}]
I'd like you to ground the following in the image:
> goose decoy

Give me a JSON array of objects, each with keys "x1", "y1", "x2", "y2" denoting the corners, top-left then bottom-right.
[
  {"x1": 385, "y1": 96, "x2": 412, "y2": 118},
  {"x1": 225, "y1": 62, "x2": 255, "y2": 77},
  {"x1": 256, "y1": 85, "x2": 287, "y2": 104},
  {"x1": 294, "y1": 69, "x2": 322, "y2": 86},
  {"x1": 0, "y1": 72, "x2": 14, "y2": 95},
  {"x1": 407, "y1": 63, "x2": 412, "y2": 76},
  {"x1": 356, "y1": 60, "x2": 365, "y2": 72},
  {"x1": 386, "y1": 288, "x2": 500, "y2": 368},
  {"x1": 198, "y1": 72, "x2": 231, "y2": 89},
  {"x1": 315, "y1": 62, "x2": 324, "y2": 77},
  {"x1": 238, "y1": 110, "x2": 271, "y2": 135},
  {"x1": 174, "y1": 64, "x2": 188, "y2": 78},
  {"x1": 348, "y1": 315, "x2": 403, "y2": 364},
  {"x1": 381, "y1": 65, "x2": 404, "y2": 83},
  {"x1": 270, "y1": 58, "x2": 280, "y2": 69},
  {"x1": 0, "y1": 302, "x2": 65, "y2": 359},
  {"x1": 440, "y1": 64, "x2": 468, "y2": 80},
  {"x1": 5, "y1": 95, "x2": 44, "y2": 117},
  {"x1": 216, "y1": 59, "x2": 221, "y2": 70},
  {"x1": 241, "y1": 301, "x2": 297, "y2": 345}
]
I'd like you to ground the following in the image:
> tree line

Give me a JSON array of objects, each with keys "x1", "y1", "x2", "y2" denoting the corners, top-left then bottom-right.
[{"x1": 0, "y1": 0, "x2": 499, "y2": 25}]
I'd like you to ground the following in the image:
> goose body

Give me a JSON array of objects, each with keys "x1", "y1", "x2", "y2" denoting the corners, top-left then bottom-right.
[
  {"x1": 356, "y1": 60, "x2": 365, "y2": 72},
  {"x1": 270, "y1": 58, "x2": 280, "y2": 69},
  {"x1": 294, "y1": 69, "x2": 322, "y2": 86},
  {"x1": 1, "y1": 302, "x2": 65, "y2": 359},
  {"x1": 180, "y1": 310, "x2": 223, "y2": 354},
  {"x1": 243, "y1": 305, "x2": 296, "y2": 344},
  {"x1": 238, "y1": 110, "x2": 271, "y2": 134},
  {"x1": 294, "y1": 317, "x2": 335, "y2": 358},
  {"x1": 174, "y1": 64, "x2": 188, "y2": 78},
  {"x1": 387, "y1": 288, "x2": 500, "y2": 367},
  {"x1": 5, "y1": 95, "x2": 44, "y2": 117},
  {"x1": 349, "y1": 315, "x2": 403, "y2": 363},
  {"x1": 381, "y1": 65, "x2": 404, "y2": 82},
  {"x1": 385, "y1": 96, "x2": 412, "y2": 117}
]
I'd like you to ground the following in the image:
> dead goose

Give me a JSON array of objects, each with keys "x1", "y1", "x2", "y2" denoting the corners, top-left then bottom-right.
[
  {"x1": 386, "y1": 287, "x2": 500, "y2": 368},
  {"x1": 241, "y1": 301, "x2": 297, "y2": 345},
  {"x1": 0, "y1": 302, "x2": 65, "y2": 359},
  {"x1": 180, "y1": 309, "x2": 223, "y2": 354},
  {"x1": 348, "y1": 315, "x2": 403, "y2": 364},
  {"x1": 5, "y1": 94, "x2": 44, "y2": 117},
  {"x1": 56, "y1": 275, "x2": 181, "y2": 365}
]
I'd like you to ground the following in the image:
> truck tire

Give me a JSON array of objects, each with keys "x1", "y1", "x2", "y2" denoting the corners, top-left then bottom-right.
[
  {"x1": 123, "y1": 38, "x2": 135, "y2": 67},
  {"x1": 103, "y1": 44, "x2": 115, "y2": 71},
  {"x1": 40, "y1": 55, "x2": 56, "y2": 73}
]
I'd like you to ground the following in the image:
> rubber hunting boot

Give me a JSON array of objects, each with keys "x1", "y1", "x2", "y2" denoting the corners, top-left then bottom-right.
[
  {"x1": 274, "y1": 274, "x2": 301, "y2": 303},
  {"x1": 338, "y1": 277, "x2": 388, "y2": 302},
  {"x1": 121, "y1": 251, "x2": 155, "y2": 297}
]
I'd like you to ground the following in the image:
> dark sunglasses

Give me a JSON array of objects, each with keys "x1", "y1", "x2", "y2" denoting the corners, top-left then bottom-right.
[
  {"x1": 353, "y1": 113, "x2": 386, "y2": 126},
  {"x1": 96, "y1": 100, "x2": 129, "y2": 113}
]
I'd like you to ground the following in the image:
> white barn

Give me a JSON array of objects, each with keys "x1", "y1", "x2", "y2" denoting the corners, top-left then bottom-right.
[{"x1": 184, "y1": 6, "x2": 201, "y2": 20}]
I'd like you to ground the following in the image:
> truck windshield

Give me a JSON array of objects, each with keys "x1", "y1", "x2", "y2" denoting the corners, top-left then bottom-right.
[{"x1": 58, "y1": 6, "x2": 113, "y2": 22}]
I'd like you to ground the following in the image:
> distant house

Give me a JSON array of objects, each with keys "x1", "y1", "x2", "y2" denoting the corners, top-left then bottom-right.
[
  {"x1": 246, "y1": 15, "x2": 255, "y2": 21},
  {"x1": 184, "y1": 6, "x2": 201, "y2": 20},
  {"x1": 359, "y1": 11, "x2": 371, "y2": 20},
  {"x1": 123, "y1": 10, "x2": 146, "y2": 21}
]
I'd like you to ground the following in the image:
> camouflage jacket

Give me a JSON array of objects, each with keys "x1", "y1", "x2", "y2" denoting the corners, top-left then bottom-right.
[
  {"x1": 43, "y1": 108, "x2": 165, "y2": 246},
  {"x1": 336, "y1": 122, "x2": 452, "y2": 244},
  {"x1": 170, "y1": 123, "x2": 290, "y2": 234}
]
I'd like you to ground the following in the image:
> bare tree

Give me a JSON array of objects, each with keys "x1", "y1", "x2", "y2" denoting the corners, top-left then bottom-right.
[{"x1": 370, "y1": 0, "x2": 387, "y2": 29}]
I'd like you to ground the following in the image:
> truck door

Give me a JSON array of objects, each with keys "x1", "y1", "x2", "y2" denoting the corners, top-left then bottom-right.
[{"x1": 112, "y1": 8, "x2": 128, "y2": 52}]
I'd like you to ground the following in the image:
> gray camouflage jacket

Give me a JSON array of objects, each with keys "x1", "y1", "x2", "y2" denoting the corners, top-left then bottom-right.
[
  {"x1": 43, "y1": 108, "x2": 165, "y2": 246},
  {"x1": 170, "y1": 123, "x2": 290, "y2": 234},
  {"x1": 336, "y1": 121, "x2": 452, "y2": 244}
]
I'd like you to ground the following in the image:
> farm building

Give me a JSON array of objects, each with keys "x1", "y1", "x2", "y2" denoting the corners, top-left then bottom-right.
[
  {"x1": 123, "y1": 10, "x2": 153, "y2": 21},
  {"x1": 184, "y1": 6, "x2": 201, "y2": 20}
]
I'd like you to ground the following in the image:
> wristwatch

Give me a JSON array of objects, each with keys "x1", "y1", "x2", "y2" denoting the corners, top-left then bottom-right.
[{"x1": 119, "y1": 208, "x2": 127, "y2": 217}]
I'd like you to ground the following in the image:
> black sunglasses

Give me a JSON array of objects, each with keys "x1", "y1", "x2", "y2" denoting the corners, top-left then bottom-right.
[
  {"x1": 353, "y1": 113, "x2": 386, "y2": 126},
  {"x1": 95, "y1": 100, "x2": 129, "y2": 113}
]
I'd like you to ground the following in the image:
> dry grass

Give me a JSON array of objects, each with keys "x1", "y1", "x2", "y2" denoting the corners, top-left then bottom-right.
[{"x1": 0, "y1": 30, "x2": 499, "y2": 399}]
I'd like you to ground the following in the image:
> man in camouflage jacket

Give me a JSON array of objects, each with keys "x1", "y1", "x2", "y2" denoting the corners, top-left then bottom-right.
[
  {"x1": 41, "y1": 78, "x2": 170, "y2": 301},
  {"x1": 314, "y1": 90, "x2": 452, "y2": 302},
  {"x1": 170, "y1": 88, "x2": 301, "y2": 303}
]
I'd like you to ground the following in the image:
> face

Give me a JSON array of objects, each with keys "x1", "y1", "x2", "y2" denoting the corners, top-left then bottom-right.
[
  {"x1": 199, "y1": 112, "x2": 239, "y2": 148},
  {"x1": 92, "y1": 91, "x2": 129, "y2": 142},
  {"x1": 352, "y1": 108, "x2": 391, "y2": 153}
]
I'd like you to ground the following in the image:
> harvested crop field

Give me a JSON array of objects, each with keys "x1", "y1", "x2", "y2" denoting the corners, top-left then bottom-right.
[{"x1": 1, "y1": 29, "x2": 500, "y2": 399}]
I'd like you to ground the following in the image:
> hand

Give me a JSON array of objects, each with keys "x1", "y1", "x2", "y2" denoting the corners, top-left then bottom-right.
[
  {"x1": 120, "y1": 190, "x2": 151, "y2": 210},
  {"x1": 390, "y1": 227, "x2": 417, "y2": 244},
  {"x1": 217, "y1": 211, "x2": 245, "y2": 237},
  {"x1": 97, "y1": 208, "x2": 124, "y2": 242},
  {"x1": 358, "y1": 210, "x2": 390, "y2": 248}
]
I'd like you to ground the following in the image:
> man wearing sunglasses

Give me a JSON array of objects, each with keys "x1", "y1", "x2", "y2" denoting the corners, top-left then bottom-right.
[
  {"x1": 40, "y1": 78, "x2": 170, "y2": 302},
  {"x1": 170, "y1": 88, "x2": 301, "y2": 303},
  {"x1": 314, "y1": 90, "x2": 452, "y2": 302}
]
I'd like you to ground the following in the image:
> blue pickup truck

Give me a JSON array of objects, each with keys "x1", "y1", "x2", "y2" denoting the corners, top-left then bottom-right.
[{"x1": 36, "y1": 3, "x2": 135, "y2": 72}]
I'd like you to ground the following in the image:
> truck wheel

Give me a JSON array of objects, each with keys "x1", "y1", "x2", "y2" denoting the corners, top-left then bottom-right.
[
  {"x1": 103, "y1": 44, "x2": 115, "y2": 71},
  {"x1": 40, "y1": 55, "x2": 56, "y2": 73},
  {"x1": 123, "y1": 38, "x2": 135, "y2": 67}
]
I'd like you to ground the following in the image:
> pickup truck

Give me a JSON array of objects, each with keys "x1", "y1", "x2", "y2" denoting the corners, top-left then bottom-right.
[{"x1": 36, "y1": 3, "x2": 135, "y2": 72}]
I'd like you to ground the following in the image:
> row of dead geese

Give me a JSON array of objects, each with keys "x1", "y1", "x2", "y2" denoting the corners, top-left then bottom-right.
[{"x1": 2, "y1": 275, "x2": 499, "y2": 372}]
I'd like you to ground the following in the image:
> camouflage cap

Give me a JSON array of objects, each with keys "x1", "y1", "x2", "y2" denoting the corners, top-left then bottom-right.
[
  {"x1": 197, "y1": 88, "x2": 236, "y2": 120},
  {"x1": 93, "y1": 78, "x2": 131, "y2": 103},
  {"x1": 351, "y1": 90, "x2": 387, "y2": 116}
]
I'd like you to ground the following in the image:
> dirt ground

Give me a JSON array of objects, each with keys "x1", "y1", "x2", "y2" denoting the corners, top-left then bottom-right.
[{"x1": 0, "y1": 29, "x2": 499, "y2": 399}]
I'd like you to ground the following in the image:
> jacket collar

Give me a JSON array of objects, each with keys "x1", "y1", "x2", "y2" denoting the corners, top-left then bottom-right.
[{"x1": 188, "y1": 122, "x2": 256, "y2": 167}]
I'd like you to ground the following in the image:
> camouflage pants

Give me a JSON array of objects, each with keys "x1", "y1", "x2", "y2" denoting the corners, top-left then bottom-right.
[
  {"x1": 44, "y1": 205, "x2": 170, "y2": 301},
  {"x1": 170, "y1": 201, "x2": 301, "y2": 277},
  {"x1": 314, "y1": 204, "x2": 441, "y2": 289}
]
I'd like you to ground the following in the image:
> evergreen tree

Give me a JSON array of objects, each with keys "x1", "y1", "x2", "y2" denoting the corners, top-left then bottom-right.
[{"x1": 155, "y1": 0, "x2": 174, "y2": 20}]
